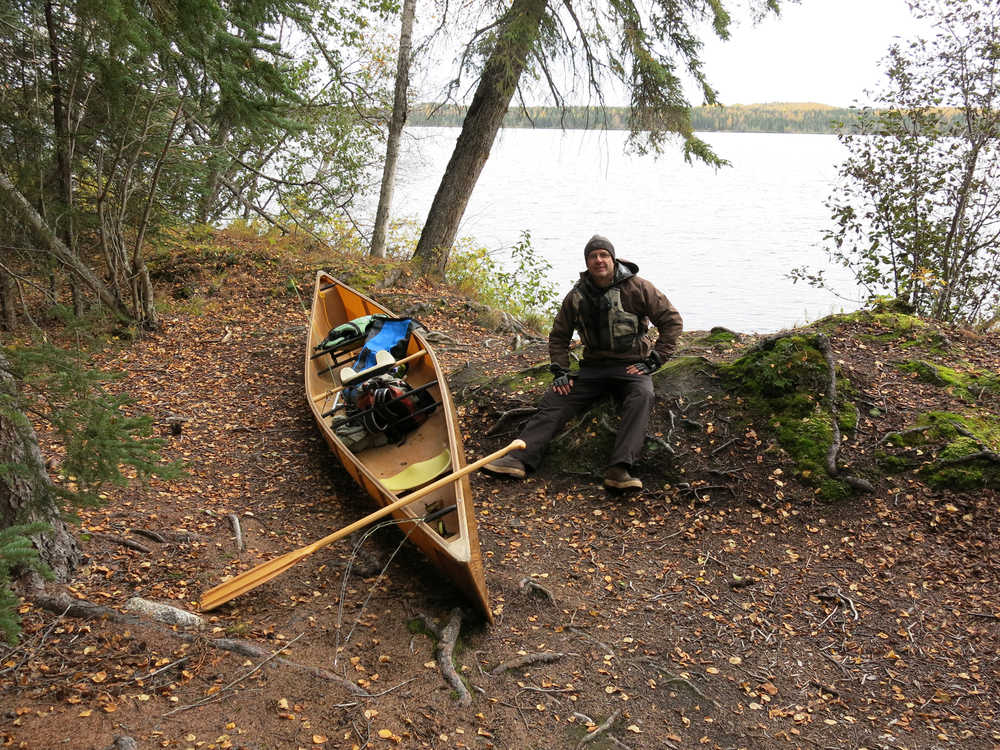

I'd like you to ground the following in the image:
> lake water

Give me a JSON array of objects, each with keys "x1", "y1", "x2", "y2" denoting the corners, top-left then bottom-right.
[{"x1": 385, "y1": 127, "x2": 862, "y2": 333}]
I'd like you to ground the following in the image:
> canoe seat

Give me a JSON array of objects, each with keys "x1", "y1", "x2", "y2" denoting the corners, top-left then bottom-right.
[
  {"x1": 379, "y1": 448, "x2": 452, "y2": 493},
  {"x1": 340, "y1": 350, "x2": 395, "y2": 387}
]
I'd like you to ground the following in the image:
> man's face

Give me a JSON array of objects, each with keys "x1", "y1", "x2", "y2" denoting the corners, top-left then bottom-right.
[{"x1": 586, "y1": 248, "x2": 615, "y2": 287}]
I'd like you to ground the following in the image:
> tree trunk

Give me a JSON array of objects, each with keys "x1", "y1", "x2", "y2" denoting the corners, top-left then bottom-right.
[
  {"x1": 412, "y1": 0, "x2": 548, "y2": 278},
  {"x1": 197, "y1": 120, "x2": 232, "y2": 224},
  {"x1": 0, "y1": 355, "x2": 81, "y2": 582},
  {"x1": 0, "y1": 267, "x2": 15, "y2": 331},
  {"x1": 44, "y1": 0, "x2": 83, "y2": 318},
  {"x1": 0, "y1": 171, "x2": 131, "y2": 322},
  {"x1": 370, "y1": 0, "x2": 417, "y2": 259}
]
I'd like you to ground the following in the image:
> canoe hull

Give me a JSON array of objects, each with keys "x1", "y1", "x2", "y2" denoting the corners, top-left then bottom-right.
[{"x1": 305, "y1": 272, "x2": 490, "y2": 620}]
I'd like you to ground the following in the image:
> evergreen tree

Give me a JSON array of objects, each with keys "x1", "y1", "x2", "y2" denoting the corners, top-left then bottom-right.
[
  {"x1": 0, "y1": 345, "x2": 180, "y2": 641},
  {"x1": 411, "y1": 0, "x2": 784, "y2": 277},
  {"x1": 0, "y1": 0, "x2": 392, "y2": 327}
]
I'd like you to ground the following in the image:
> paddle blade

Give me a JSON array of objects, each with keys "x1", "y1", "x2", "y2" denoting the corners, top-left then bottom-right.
[
  {"x1": 197, "y1": 438, "x2": 525, "y2": 612},
  {"x1": 199, "y1": 546, "x2": 312, "y2": 611}
]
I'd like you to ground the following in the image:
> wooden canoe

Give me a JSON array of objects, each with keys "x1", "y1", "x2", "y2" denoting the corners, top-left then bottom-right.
[{"x1": 305, "y1": 271, "x2": 491, "y2": 621}]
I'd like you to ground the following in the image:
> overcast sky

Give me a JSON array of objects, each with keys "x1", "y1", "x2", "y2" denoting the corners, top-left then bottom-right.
[
  {"x1": 413, "y1": 0, "x2": 928, "y2": 108},
  {"x1": 700, "y1": 0, "x2": 923, "y2": 107}
]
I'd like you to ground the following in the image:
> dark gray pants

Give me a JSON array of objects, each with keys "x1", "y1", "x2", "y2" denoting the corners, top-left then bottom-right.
[{"x1": 512, "y1": 364, "x2": 654, "y2": 470}]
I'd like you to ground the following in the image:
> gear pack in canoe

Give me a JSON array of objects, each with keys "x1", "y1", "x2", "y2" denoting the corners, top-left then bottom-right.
[{"x1": 312, "y1": 314, "x2": 437, "y2": 450}]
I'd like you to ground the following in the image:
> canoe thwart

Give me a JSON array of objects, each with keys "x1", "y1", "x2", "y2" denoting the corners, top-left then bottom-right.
[
  {"x1": 379, "y1": 448, "x2": 452, "y2": 493},
  {"x1": 341, "y1": 349, "x2": 395, "y2": 386},
  {"x1": 311, "y1": 350, "x2": 430, "y2": 404}
]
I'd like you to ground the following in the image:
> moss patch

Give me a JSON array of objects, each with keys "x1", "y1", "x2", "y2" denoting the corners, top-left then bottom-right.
[
  {"x1": 694, "y1": 327, "x2": 740, "y2": 348},
  {"x1": 815, "y1": 308, "x2": 949, "y2": 351},
  {"x1": 719, "y1": 335, "x2": 853, "y2": 498},
  {"x1": 878, "y1": 411, "x2": 1000, "y2": 489},
  {"x1": 896, "y1": 360, "x2": 1000, "y2": 402}
]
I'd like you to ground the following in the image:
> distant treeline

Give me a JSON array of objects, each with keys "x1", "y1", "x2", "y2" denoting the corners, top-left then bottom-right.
[{"x1": 410, "y1": 102, "x2": 862, "y2": 134}]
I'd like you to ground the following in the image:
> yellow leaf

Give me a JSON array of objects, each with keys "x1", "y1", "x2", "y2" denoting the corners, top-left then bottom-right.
[
  {"x1": 313, "y1": 735, "x2": 327, "y2": 744},
  {"x1": 277, "y1": 698, "x2": 290, "y2": 710},
  {"x1": 91, "y1": 671, "x2": 108, "y2": 683},
  {"x1": 78, "y1": 709, "x2": 93, "y2": 717},
  {"x1": 728, "y1": 656, "x2": 742, "y2": 665},
  {"x1": 627, "y1": 725, "x2": 641, "y2": 733},
  {"x1": 378, "y1": 729, "x2": 394, "y2": 739}
]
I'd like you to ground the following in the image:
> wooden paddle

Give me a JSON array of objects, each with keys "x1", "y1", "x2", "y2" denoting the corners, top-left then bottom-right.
[{"x1": 199, "y1": 439, "x2": 526, "y2": 611}]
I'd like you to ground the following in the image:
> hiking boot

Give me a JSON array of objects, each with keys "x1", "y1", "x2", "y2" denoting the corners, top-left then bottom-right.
[
  {"x1": 482, "y1": 454, "x2": 527, "y2": 479},
  {"x1": 603, "y1": 464, "x2": 642, "y2": 490}
]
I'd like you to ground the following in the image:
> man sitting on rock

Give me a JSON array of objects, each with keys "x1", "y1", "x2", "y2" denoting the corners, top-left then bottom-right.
[{"x1": 482, "y1": 234, "x2": 682, "y2": 490}]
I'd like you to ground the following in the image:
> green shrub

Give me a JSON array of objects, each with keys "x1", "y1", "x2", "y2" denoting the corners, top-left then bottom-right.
[{"x1": 447, "y1": 230, "x2": 559, "y2": 325}]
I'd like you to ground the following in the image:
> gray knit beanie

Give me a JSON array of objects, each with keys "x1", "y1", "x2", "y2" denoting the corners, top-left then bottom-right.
[{"x1": 584, "y1": 234, "x2": 615, "y2": 262}]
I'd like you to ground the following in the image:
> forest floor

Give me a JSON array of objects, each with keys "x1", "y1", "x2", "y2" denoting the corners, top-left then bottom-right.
[{"x1": 2, "y1": 232, "x2": 999, "y2": 750}]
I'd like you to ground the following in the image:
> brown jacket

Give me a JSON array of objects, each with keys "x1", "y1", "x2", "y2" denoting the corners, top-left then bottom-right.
[{"x1": 548, "y1": 259, "x2": 683, "y2": 369}]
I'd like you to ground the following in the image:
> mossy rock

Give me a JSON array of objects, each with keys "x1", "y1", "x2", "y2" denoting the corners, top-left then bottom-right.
[
  {"x1": 879, "y1": 411, "x2": 1000, "y2": 489},
  {"x1": 814, "y1": 307, "x2": 950, "y2": 350},
  {"x1": 719, "y1": 335, "x2": 830, "y2": 403},
  {"x1": 694, "y1": 327, "x2": 740, "y2": 347},
  {"x1": 896, "y1": 360, "x2": 1000, "y2": 402},
  {"x1": 653, "y1": 356, "x2": 719, "y2": 400},
  {"x1": 492, "y1": 362, "x2": 552, "y2": 397},
  {"x1": 543, "y1": 361, "x2": 717, "y2": 479},
  {"x1": 718, "y1": 334, "x2": 856, "y2": 499}
]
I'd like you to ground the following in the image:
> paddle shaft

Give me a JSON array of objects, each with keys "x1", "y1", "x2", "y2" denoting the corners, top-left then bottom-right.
[
  {"x1": 311, "y1": 349, "x2": 428, "y2": 403},
  {"x1": 199, "y1": 439, "x2": 525, "y2": 611}
]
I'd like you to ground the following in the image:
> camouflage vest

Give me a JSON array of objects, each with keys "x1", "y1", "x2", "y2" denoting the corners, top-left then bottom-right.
[{"x1": 568, "y1": 284, "x2": 642, "y2": 354}]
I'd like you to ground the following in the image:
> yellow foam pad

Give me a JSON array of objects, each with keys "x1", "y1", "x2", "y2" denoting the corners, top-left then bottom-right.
[{"x1": 379, "y1": 448, "x2": 452, "y2": 493}]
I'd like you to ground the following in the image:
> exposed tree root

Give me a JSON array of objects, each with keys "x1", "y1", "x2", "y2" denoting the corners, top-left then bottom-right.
[
  {"x1": 941, "y1": 450, "x2": 1000, "y2": 465},
  {"x1": 575, "y1": 708, "x2": 621, "y2": 749},
  {"x1": 816, "y1": 334, "x2": 875, "y2": 493},
  {"x1": 87, "y1": 531, "x2": 152, "y2": 554},
  {"x1": 489, "y1": 651, "x2": 565, "y2": 676},
  {"x1": 411, "y1": 609, "x2": 478, "y2": 705},
  {"x1": 131, "y1": 528, "x2": 166, "y2": 544},
  {"x1": 227, "y1": 512, "x2": 244, "y2": 551},
  {"x1": 432, "y1": 608, "x2": 471, "y2": 705},
  {"x1": 30, "y1": 590, "x2": 369, "y2": 697},
  {"x1": 518, "y1": 576, "x2": 556, "y2": 603},
  {"x1": 487, "y1": 406, "x2": 538, "y2": 436}
]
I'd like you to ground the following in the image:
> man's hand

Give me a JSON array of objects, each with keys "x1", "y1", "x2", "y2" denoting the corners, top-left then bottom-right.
[
  {"x1": 550, "y1": 364, "x2": 575, "y2": 395},
  {"x1": 626, "y1": 351, "x2": 665, "y2": 376}
]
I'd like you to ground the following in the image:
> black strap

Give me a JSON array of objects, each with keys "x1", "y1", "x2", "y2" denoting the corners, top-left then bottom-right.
[
  {"x1": 422, "y1": 504, "x2": 457, "y2": 522},
  {"x1": 322, "y1": 379, "x2": 439, "y2": 420}
]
